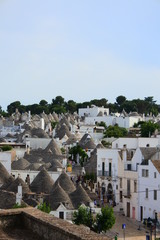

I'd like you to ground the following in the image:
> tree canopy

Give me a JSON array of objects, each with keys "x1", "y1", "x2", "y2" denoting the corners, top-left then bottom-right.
[
  {"x1": 104, "y1": 125, "x2": 128, "y2": 138},
  {"x1": 73, "y1": 205, "x2": 115, "y2": 233},
  {"x1": 0, "y1": 95, "x2": 159, "y2": 116}
]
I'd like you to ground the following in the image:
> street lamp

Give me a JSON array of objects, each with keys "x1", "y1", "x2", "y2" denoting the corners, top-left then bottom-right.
[{"x1": 155, "y1": 212, "x2": 157, "y2": 240}]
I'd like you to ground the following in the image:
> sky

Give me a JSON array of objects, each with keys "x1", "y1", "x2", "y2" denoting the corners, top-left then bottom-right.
[{"x1": 0, "y1": 0, "x2": 160, "y2": 110}]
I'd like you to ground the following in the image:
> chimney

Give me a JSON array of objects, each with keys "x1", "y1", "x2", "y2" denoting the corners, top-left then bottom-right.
[{"x1": 16, "y1": 184, "x2": 22, "y2": 205}]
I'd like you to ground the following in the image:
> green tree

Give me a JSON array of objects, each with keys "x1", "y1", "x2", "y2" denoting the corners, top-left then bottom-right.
[
  {"x1": 104, "y1": 125, "x2": 128, "y2": 138},
  {"x1": 96, "y1": 121, "x2": 107, "y2": 129},
  {"x1": 94, "y1": 205, "x2": 115, "y2": 233},
  {"x1": 7, "y1": 101, "x2": 21, "y2": 114},
  {"x1": 72, "y1": 205, "x2": 93, "y2": 228},
  {"x1": 39, "y1": 99, "x2": 48, "y2": 106},
  {"x1": 66, "y1": 100, "x2": 77, "y2": 113},
  {"x1": 116, "y1": 95, "x2": 126, "y2": 106},
  {"x1": 140, "y1": 121, "x2": 160, "y2": 137},
  {"x1": 101, "y1": 140, "x2": 111, "y2": 148},
  {"x1": 91, "y1": 98, "x2": 108, "y2": 107},
  {"x1": 52, "y1": 96, "x2": 65, "y2": 106},
  {"x1": 69, "y1": 145, "x2": 88, "y2": 164},
  {"x1": 73, "y1": 205, "x2": 115, "y2": 233}
]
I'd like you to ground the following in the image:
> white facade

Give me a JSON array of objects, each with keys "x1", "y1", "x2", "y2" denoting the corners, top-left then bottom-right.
[
  {"x1": 25, "y1": 138, "x2": 51, "y2": 150},
  {"x1": 0, "y1": 151, "x2": 12, "y2": 173},
  {"x1": 50, "y1": 203, "x2": 74, "y2": 221},
  {"x1": 138, "y1": 161, "x2": 160, "y2": 221},
  {"x1": 78, "y1": 125, "x2": 104, "y2": 141},
  {"x1": 112, "y1": 138, "x2": 159, "y2": 149},
  {"x1": 78, "y1": 105, "x2": 109, "y2": 118},
  {"x1": 84, "y1": 115, "x2": 142, "y2": 129},
  {"x1": 97, "y1": 148, "x2": 120, "y2": 203}
]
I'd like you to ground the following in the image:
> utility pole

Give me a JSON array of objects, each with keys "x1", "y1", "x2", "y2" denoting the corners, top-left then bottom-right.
[{"x1": 155, "y1": 212, "x2": 157, "y2": 240}]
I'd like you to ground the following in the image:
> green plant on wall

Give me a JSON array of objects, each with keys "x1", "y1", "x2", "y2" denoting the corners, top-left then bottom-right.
[{"x1": 37, "y1": 202, "x2": 51, "y2": 213}]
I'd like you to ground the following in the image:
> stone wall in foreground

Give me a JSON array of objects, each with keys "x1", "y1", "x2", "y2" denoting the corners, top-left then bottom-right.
[{"x1": 0, "y1": 208, "x2": 110, "y2": 240}]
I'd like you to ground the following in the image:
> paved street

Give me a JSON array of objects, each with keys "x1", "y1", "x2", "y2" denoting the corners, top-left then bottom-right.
[{"x1": 106, "y1": 212, "x2": 160, "y2": 240}]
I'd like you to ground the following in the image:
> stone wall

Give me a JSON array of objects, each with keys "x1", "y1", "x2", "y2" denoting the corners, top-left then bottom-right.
[{"x1": 0, "y1": 208, "x2": 110, "y2": 240}]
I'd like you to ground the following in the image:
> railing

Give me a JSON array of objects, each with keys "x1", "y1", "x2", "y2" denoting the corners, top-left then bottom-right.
[
  {"x1": 122, "y1": 190, "x2": 131, "y2": 198},
  {"x1": 97, "y1": 170, "x2": 112, "y2": 177}
]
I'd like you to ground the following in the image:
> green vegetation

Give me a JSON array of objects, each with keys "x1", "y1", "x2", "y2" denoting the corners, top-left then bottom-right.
[
  {"x1": 0, "y1": 145, "x2": 12, "y2": 151},
  {"x1": 140, "y1": 121, "x2": 160, "y2": 137},
  {"x1": 94, "y1": 205, "x2": 116, "y2": 233},
  {"x1": 13, "y1": 202, "x2": 27, "y2": 208},
  {"x1": 1, "y1": 95, "x2": 159, "y2": 116},
  {"x1": 73, "y1": 205, "x2": 115, "y2": 233},
  {"x1": 37, "y1": 202, "x2": 51, "y2": 213},
  {"x1": 61, "y1": 147, "x2": 66, "y2": 154},
  {"x1": 69, "y1": 145, "x2": 88, "y2": 166},
  {"x1": 133, "y1": 120, "x2": 160, "y2": 137},
  {"x1": 51, "y1": 121, "x2": 58, "y2": 129},
  {"x1": 72, "y1": 205, "x2": 94, "y2": 228},
  {"x1": 84, "y1": 172, "x2": 96, "y2": 183},
  {"x1": 104, "y1": 125, "x2": 128, "y2": 138},
  {"x1": 101, "y1": 140, "x2": 112, "y2": 148}
]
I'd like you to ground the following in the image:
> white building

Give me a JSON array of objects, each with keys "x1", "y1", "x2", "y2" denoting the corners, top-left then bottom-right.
[
  {"x1": 112, "y1": 137, "x2": 159, "y2": 149},
  {"x1": 138, "y1": 159, "x2": 160, "y2": 221},
  {"x1": 84, "y1": 115, "x2": 142, "y2": 129},
  {"x1": 78, "y1": 105, "x2": 109, "y2": 118},
  {"x1": 0, "y1": 151, "x2": 12, "y2": 174},
  {"x1": 96, "y1": 137, "x2": 160, "y2": 221},
  {"x1": 97, "y1": 148, "x2": 120, "y2": 204}
]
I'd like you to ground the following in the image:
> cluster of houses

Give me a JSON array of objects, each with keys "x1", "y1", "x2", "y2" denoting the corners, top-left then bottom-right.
[{"x1": 0, "y1": 105, "x2": 160, "y2": 224}]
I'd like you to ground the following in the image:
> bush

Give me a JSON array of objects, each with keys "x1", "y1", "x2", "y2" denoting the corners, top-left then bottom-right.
[
  {"x1": 73, "y1": 205, "x2": 115, "y2": 233},
  {"x1": 0, "y1": 145, "x2": 12, "y2": 151},
  {"x1": 13, "y1": 202, "x2": 27, "y2": 209},
  {"x1": 37, "y1": 202, "x2": 51, "y2": 213}
]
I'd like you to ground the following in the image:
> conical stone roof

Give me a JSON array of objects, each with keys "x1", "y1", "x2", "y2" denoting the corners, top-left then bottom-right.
[
  {"x1": 44, "y1": 139, "x2": 62, "y2": 157},
  {"x1": 25, "y1": 163, "x2": 42, "y2": 171},
  {"x1": 55, "y1": 124, "x2": 71, "y2": 140},
  {"x1": 70, "y1": 184, "x2": 91, "y2": 209},
  {"x1": 0, "y1": 162, "x2": 14, "y2": 186},
  {"x1": 47, "y1": 160, "x2": 63, "y2": 171},
  {"x1": 52, "y1": 112, "x2": 59, "y2": 122},
  {"x1": 52, "y1": 171, "x2": 76, "y2": 194},
  {"x1": 0, "y1": 190, "x2": 16, "y2": 209},
  {"x1": 45, "y1": 183, "x2": 73, "y2": 210},
  {"x1": 6, "y1": 177, "x2": 30, "y2": 194},
  {"x1": 11, "y1": 158, "x2": 30, "y2": 170},
  {"x1": 79, "y1": 133, "x2": 96, "y2": 149},
  {"x1": 30, "y1": 168, "x2": 54, "y2": 194},
  {"x1": 65, "y1": 134, "x2": 78, "y2": 145}
]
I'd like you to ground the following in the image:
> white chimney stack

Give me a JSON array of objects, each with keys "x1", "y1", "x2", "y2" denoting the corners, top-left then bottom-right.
[{"x1": 16, "y1": 184, "x2": 22, "y2": 205}]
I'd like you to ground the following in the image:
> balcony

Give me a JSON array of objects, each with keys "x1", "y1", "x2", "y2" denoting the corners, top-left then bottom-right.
[
  {"x1": 97, "y1": 170, "x2": 112, "y2": 180},
  {"x1": 122, "y1": 190, "x2": 131, "y2": 198}
]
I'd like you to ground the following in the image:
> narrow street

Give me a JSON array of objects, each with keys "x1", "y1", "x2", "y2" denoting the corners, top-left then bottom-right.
[{"x1": 106, "y1": 212, "x2": 160, "y2": 240}]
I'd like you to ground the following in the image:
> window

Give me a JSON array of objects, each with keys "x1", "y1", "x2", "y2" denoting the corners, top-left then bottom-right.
[
  {"x1": 145, "y1": 188, "x2": 148, "y2": 199},
  {"x1": 154, "y1": 172, "x2": 157, "y2": 178},
  {"x1": 134, "y1": 181, "x2": 137, "y2": 193},
  {"x1": 142, "y1": 169, "x2": 149, "y2": 177},
  {"x1": 154, "y1": 190, "x2": 157, "y2": 200},
  {"x1": 120, "y1": 191, "x2": 123, "y2": 202},
  {"x1": 120, "y1": 178, "x2": 122, "y2": 188},
  {"x1": 116, "y1": 185, "x2": 118, "y2": 190}
]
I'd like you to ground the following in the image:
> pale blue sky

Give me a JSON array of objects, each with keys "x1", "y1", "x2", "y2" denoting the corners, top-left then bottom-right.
[{"x1": 0, "y1": 0, "x2": 160, "y2": 110}]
